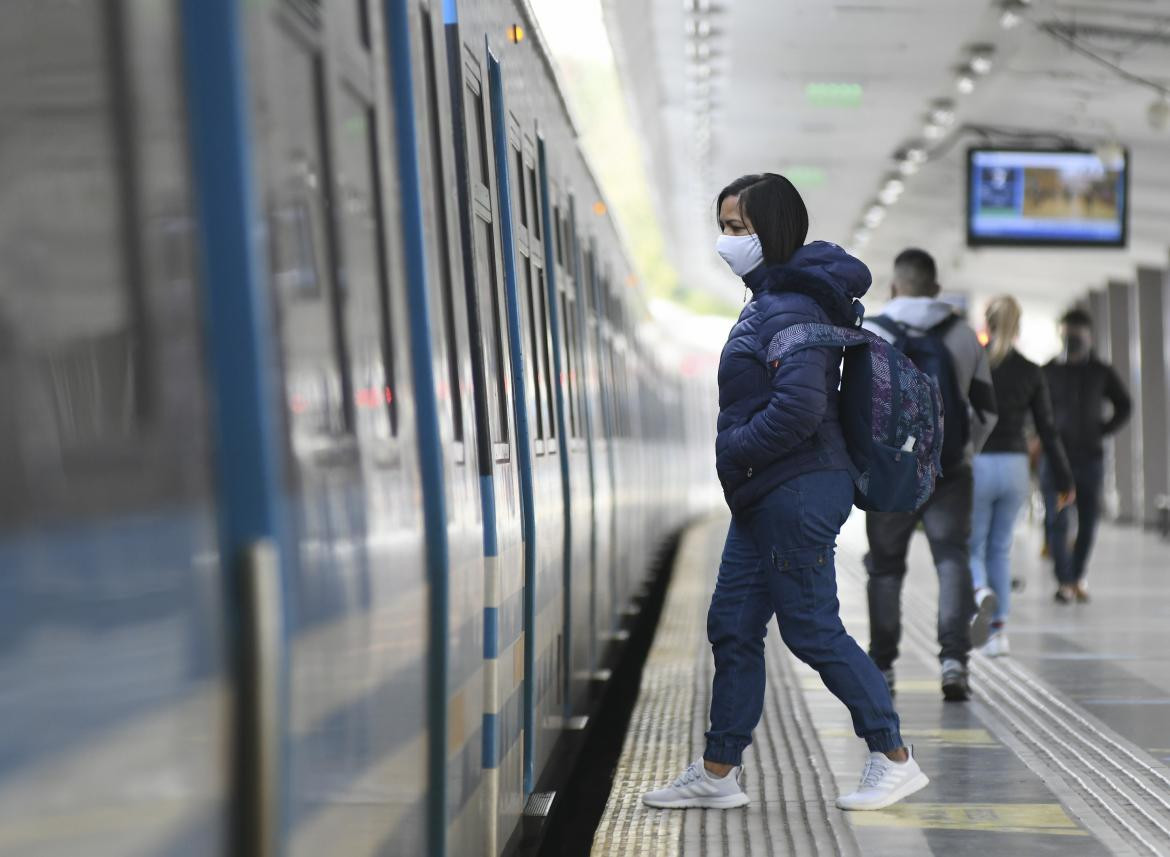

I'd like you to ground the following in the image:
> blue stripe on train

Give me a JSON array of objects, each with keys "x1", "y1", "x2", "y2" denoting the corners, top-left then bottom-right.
[
  {"x1": 482, "y1": 682, "x2": 525, "y2": 770},
  {"x1": 480, "y1": 474, "x2": 498, "y2": 558},
  {"x1": 483, "y1": 606, "x2": 499, "y2": 659}
]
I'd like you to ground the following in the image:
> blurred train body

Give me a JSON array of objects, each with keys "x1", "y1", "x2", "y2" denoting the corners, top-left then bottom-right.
[{"x1": 0, "y1": 2, "x2": 717, "y2": 856}]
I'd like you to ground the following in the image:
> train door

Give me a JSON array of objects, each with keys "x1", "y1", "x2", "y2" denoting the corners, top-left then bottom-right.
[
  {"x1": 412, "y1": 3, "x2": 487, "y2": 855},
  {"x1": 443, "y1": 20, "x2": 526, "y2": 856},
  {"x1": 501, "y1": 121, "x2": 566, "y2": 783},
  {"x1": 586, "y1": 252, "x2": 619, "y2": 640},
  {"x1": 538, "y1": 156, "x2": 593, "y2": 722},
  {"x1": 242, "y1": 1, "x2": 429, "y2": 854},
  {"x1": 0, "y1": 5, "x2": 238, "y2": 854}
]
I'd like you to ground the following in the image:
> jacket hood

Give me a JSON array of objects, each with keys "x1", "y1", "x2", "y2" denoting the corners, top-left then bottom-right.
[
  {"x1": 742, "y1": 241, "x2": 871, "y2": 326},
  {"x1": 877, "y1": 296, "x2": 958, "y2": 331}
]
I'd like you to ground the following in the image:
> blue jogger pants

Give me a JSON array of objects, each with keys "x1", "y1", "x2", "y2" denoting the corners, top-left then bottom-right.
[{"x1": 704, "y1": 469, "x2": 903, "y2": 766}]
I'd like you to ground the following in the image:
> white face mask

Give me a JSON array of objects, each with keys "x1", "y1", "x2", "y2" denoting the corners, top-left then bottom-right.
[{"x1": 716, "y1": 233, "x2": 764, "y2": 277}]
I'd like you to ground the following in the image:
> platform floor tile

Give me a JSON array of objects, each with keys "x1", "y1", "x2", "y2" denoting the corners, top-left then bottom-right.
[{"x1": 592, "y1": 510, "x2": 1170, "y2": 856}]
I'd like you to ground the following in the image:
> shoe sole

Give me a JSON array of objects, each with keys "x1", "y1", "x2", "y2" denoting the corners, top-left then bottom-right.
[
  {"x1": 642, "y1": 793, "x2": 750, "y2": 810},
  {"x1": 969, "y1": 591, "x2": 998, "y2": 648},
  {"x1": 835, "y1": 771, "x2": 930, "y2": 811},
  {"x1": 941, "y1": 679, "x2": 970, "y2": 702}
]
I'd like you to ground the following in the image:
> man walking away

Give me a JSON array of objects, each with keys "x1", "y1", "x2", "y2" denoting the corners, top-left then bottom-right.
[
  {"x1": 862, "y1": 249, "x2": 998, "y2": 702},
  {"x1": 1042, "y1": 308, "x2": 1131, "y2": 604}
]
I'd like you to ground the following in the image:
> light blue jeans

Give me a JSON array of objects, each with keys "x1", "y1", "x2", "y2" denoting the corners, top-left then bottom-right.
[{"x1": 970, "y1": 453, "x2": 1031, "y2": 624}]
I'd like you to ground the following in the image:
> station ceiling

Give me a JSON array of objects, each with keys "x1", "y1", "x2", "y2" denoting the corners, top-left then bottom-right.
[{"x1": 603, "y1": 0, "x2": 1170, "y2": 316}]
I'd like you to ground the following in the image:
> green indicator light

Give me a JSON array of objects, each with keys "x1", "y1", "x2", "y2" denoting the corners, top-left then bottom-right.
[
  {"x1": 345, "y1": 115, "x2": 367, "y2": 137},
  {"x1": 783, "y1": 166, "x2": 826, "y2": 188},
  {"x1": 805, "y1": 82, "x2": 863, "y2": 107}
]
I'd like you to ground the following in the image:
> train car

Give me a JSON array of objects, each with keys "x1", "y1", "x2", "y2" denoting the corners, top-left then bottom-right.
[{"x1": 0, "y1": 2, "x2": 718, "y2": 857}]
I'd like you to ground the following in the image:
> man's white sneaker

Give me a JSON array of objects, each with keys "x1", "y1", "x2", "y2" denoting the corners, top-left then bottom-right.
[
  {"x1": 835, "y1": 747, "x2": 929, "y2": 811},
  {"x1": 970, "y1": 587, "x2": 998, "y2": 648},
  {"x1": 983, "y1": 631, "x2": 1010, "y2": 657},
  {"x1": 642, "y1": 758, "x2": 749, "y2": 809}
]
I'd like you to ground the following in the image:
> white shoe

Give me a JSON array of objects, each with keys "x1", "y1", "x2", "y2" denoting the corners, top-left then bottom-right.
[
  {"x1": 983, "y1": 631, "x2": 1010, "y2": 657},
  {"x1": 642, "y1": 758, "x2": 749, "y2": 809},
  {"x1": 970, "y1": 587, "x2": 998, "y2": 648},
  {"x1": 835, "y1": 746, "x2": 929, "y2": 811}
]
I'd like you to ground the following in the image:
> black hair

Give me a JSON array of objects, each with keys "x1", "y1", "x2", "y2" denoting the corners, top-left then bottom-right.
[
  {"x1": 1060, "y1": 307, "x2": 1093, "y2": 329},
  {"x1": 892, "y1": 247, "x2": 938, "y2": 297},
  {"x1": 716, "y1": 173, "x2": 808, "y2": 265}
]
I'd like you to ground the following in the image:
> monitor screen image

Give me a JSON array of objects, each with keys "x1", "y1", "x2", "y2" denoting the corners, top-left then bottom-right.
[{"x1": 967, "y1": 148, "x2": 1128, "y2": 247}]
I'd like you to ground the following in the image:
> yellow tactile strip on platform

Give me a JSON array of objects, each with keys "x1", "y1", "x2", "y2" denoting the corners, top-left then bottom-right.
[{"x1": 591, "y1": 515, "x2": 860, "y2": 857}]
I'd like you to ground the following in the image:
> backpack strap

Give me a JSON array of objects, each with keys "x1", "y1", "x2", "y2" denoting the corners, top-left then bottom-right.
[
  {"x1": 866, "y1": 314, "x2": 910, "y2": 349},
  {"x1": 766, "y1": 322, "x2": 873, "y2": 365}
]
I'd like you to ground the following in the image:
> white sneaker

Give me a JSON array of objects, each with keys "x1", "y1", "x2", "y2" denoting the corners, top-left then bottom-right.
[
  {"x1": 835, "y1": 746, "x2": 929, "y2": 811},
  {"x1": 983, "y1": 631, "x2": 1010, "y2": 657},
  {"x1": 642, "y1": 758, "x2": 749, "y2": 809},
  {"x1": 970, "y1": 587, "x2": 998, "y2": 648}
]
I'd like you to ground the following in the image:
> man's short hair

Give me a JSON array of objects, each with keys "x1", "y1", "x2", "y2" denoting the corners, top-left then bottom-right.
[
  {"x1": 1060, "y1": 307, "x2": 1093, "y2": 329},
  {"x1": 893, "y1": 248, "x2": 938, "y2": 297}
]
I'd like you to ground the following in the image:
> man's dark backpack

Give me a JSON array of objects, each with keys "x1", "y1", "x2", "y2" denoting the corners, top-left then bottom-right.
[{"x1": 869, "y1": 314, "x2": 970, "y2": 473}]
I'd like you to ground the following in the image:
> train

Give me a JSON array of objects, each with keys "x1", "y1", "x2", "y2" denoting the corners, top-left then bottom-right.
[{"x1": 0, "y1": 1, "x2": 719, "y2": 856}]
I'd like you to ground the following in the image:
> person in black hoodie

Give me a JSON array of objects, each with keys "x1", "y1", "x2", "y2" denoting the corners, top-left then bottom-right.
[
  {"x1": 970, "y1": 297, "x2": 1074, "y2": 657},
  {"x1": 1043, "y1": 308, "x2": 1131, "y2": 603}
]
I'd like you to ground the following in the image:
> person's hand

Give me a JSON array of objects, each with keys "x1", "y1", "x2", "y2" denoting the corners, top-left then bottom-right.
[{"x1": 1057, "y1": 489, "x2": 1076, "y2": 511}]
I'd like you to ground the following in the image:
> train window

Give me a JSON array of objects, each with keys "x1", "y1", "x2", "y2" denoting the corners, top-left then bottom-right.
[
  {"x1": 538, "y1": 269, "x2": 556, "y2": 441},
  {"x1": 466, "y1": 80, "x2": 490, "y2": 189},
  {"x1": 513, "y1": 144, "x2": 528, "y2": 230},
  {"x1": 528, "y1": 165, "x2": 541, "y2": 241},
  {"x1": 421, "y1": 8, "x2": 462, "y2": 443},
  {"x1": 553, "y1": 205, "x2": 563, "y2": 267},
  {"x1": 264, "y1": 35, "x2": 349, "y2": 449},
  {"x1": 560, "y1": 293, "x2": 578, "y2": 437},
  {"x1": 358, "y1": 0, "x2": 371, "y2": 49},
  {"x1": 524, "y1": 262, "x2": 545, "y2": 443},
  {"x1": 480, "y1": 221, "x2": 509, "y2": 445},
  {"x1": 335, "y1": 95, "x2": 398, "y2": 438}
]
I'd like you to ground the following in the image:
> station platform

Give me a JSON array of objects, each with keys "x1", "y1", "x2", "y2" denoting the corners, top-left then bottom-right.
[{"x1": 590, "y1": 510, "x2": 1170, "y2": 856}]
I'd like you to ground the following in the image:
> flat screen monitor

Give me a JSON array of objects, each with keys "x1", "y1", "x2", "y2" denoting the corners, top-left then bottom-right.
[{"x1": 966, "y1": 148, "x2": 1128, "y2": 247}]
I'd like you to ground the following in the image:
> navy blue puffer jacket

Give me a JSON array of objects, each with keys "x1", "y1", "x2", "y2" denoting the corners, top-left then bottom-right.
[{"x1": 715, "y1": 241, "x2": 872, "y2": 513}]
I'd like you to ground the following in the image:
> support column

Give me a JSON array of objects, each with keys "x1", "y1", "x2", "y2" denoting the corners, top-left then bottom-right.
[
  {"x1": 1136, "y1": 268, "x2": 1167, "y2": 528},
  {"x1": 1107, "y1": 280, "x2": 1138, "y2": 523}
]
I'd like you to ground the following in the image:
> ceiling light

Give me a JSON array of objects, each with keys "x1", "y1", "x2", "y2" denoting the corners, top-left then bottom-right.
[
  {"x1": 853, "y1": 229, "x2": 871, "y2": 246},
  {"x1": 878, "y1": 178, "x2": 905, "y2": 205},
  {"x1": 929, "y1": 100, "x2": 956, "y2": 126},
  {"x1": 924, "y1": 122, "x2": 946, "y2": 141},
  {"x1": 694, "y1": 63, "x2": 712, "y2": 79},
  {"x1": 905, "y1": 146, "x2": 927, "y2": 164},
  {"x1": 969, "y1": 46, "x2": 995, "y2": 75},
  {"x1": 863, "y1": 205, "x2": 886, "y2": 228},
  {"x1": 956, "y1": 73, "x2": 976, "y2": 94},
  {"x1": 999, "y1": 0, "x2": 1029, "y2": 28}
]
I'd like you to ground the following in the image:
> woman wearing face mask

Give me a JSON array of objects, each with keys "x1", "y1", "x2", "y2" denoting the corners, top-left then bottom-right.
[
  {"x1": 970, "y1": 297, "x2": 1074, "y2": 656},
  {"x1": 642, "y1": 173, "x2": 928, "y2": 813}
]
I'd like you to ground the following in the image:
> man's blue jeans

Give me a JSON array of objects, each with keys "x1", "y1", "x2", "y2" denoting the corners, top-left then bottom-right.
[
  {"x1": 1041, "y1": 457, "x2": 1104, "y2": 585},
  {"x1": 704, "y1": 469, "x2": 903, "y2": 766}
]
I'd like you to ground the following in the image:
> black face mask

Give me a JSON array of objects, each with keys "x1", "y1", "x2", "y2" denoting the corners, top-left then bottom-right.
[{"x1": 1064, "y1": 331, "x2": 1089, "y2": 357}]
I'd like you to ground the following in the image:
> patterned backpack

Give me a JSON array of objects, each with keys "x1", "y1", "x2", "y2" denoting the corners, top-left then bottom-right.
[{"x1": 767, "y1": 322, "x2": 943, "y2": 513}]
